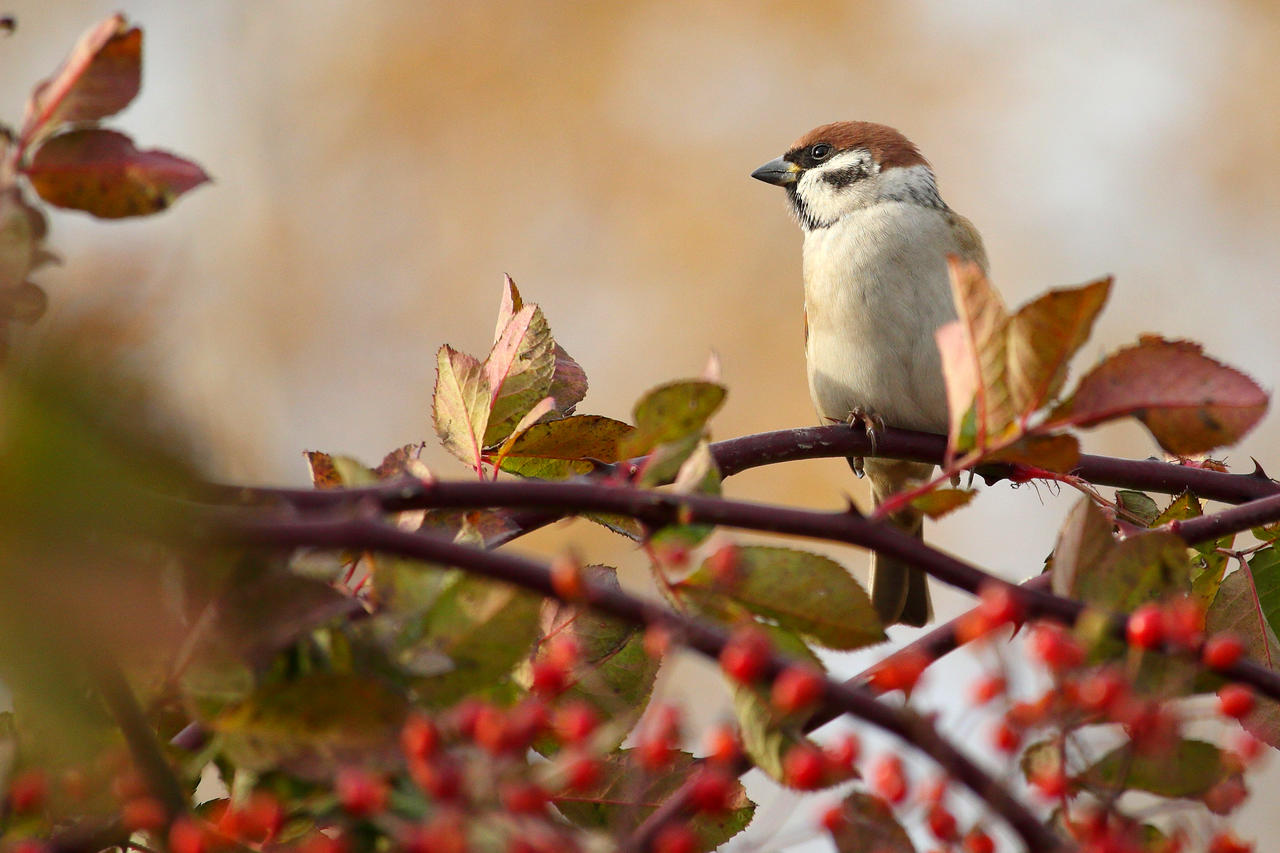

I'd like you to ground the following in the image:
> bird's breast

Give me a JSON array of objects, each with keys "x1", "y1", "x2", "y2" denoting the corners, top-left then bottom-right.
[{"x1": 800, "y1": 202, "x2": 964, "y2": 432}]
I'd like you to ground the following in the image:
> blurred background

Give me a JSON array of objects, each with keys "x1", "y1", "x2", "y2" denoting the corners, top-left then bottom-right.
[{"x1": 5, "y1": 1, "x2": 1280, "y2": 848}]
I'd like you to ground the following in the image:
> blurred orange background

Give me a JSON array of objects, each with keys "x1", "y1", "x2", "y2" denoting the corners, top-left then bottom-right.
[{"x1": 5, "y1": 2, "x2": 1280, "y2": 848}]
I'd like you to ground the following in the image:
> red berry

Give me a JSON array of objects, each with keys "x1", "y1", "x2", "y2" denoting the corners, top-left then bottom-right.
[
  {"x1": 501, "y1": 781, "x2": 549, "y2": 815},
  {"x1": 991, "y1": 720, "x2": 1020, "y2": 753},
  {"x1": 643, "y1": 624, "x2": 672, "y2": 658},
  {"x1": 1203, "y1": 634, "x2": 1244, "y2": 670},
  {"x1": 299, "y1": 832, "x2": 349, "y2": 853},
  {"x1": 1126, "y1": 603, "x2": 1165, "y2": 649},
  {"x1": 867, "y1": 649, "x2": 930, "y2": 694},
  {"x1": 927, "y1": 806, "x2": 958, "y2": 841},
  {"x1": 870, "y1": 754, "x2": 908, "y2": 804},
  {"x1": 771, "y1": 665, "x2": 824, "y2": 713},
  {"x1": 706, "y1": 544, "x2": 741, "y2": 585},
  {"x1": 454, "y1": 698, "x2": 485, "y2": 739},
  {"x1": 240, "y1": 791, "x2": 283, "y2": 841},
  {"x1": 818, "y1": 802, "x2": 847, "y2": 833},
  {"x1": 1218, "y1": 683, "x2": 1255, "y2": 720},
  {"x1": 688, "y1": 767, "x2": 735, "y2": 814},
  {"x1": 1028, "y1": 623, "x2": 1083, "y2": 671},
  {"x1": 719, "y1": 628, "x2": 771, "y2": 684},
  {"x1": 554, "y1": 701, "x2": 599, "y2": 745},
  {"x1": 401, "y1": 714, "x2": 439, "y2": 761},
  {"x1": 472, "y1": 704, "x2": 512, "y2": 754},
  {"x1": 963, "y1": 829, "x2": 995, "y2": 853},
  {"x1": 824, "y1": 733, "x2": 860, "y2": 771},
  {"x1": 1030, "y1": 768, "x2": 1067, "y2": 799},
  {"x1": 169, "y1": 818, "x2": 210, "y2": 853},
  {"x1": 8, "y1": 769, "x2": 47, "y2": 813},
  {"x1": 121, "y1": 796, "x2": 167, "y2": 832},
  {"x1": 549, "y1": 553, "x2": 585, "y2": 599},
  {"x1": 336, "y1": 768, "x2": 388, "y2": 817},
  {"x1": 530, "y1": 660, "x2": 569, "y2": 697},
  {"x1": 563, "y1": 753, "x2": 602, "y2": 791},
  {"x1": 978, "y1": 583, "x2": 1022, "y2": 627},
  {"x1": 1205, "y1": 777, "x2": 1249, "y2": 816},
  {"x1": 971, "y1": 675, "x2": 1006, "y2": 705},
  {"x1": 410, "y1": 757, "x2": 462, "y2": 800},
  {"x1": 1208, "y1": 832, "x2": 1253, "y2": 853},
  {"x1": 545, "y1": 635, "x2": 581, "y2": 669},
  {"x1": 1234, "y1": 731, "x2": 1264, "y2": 764},
  {"x1": 653, "y1": 824, "x2": 698, "y2": 853},
  {"x1": 1078, "y1": 668, "x2": 1127, "y2": 715},
  {"x1": 1166, "y1": 597, "x2": 1205, "y2": 648},
  {"x1": 703, "y1": 723, "x2": 741, "y2": 766},
  {"x1": 782, "y1": 743, "x2": 826, "y2": 790}
]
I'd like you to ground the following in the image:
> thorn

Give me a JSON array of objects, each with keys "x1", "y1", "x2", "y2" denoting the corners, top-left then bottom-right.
[
  {"x1": 842, "y1": 495, "x2": 865, "y2": 518},
  {"x1": 1250, "y1": 457, "x2": 1270, "y2": 480}
]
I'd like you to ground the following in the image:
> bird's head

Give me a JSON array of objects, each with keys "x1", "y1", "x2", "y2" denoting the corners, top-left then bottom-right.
[{"x1": 751, "y1": 121, "x2": 944, "y2": 230}]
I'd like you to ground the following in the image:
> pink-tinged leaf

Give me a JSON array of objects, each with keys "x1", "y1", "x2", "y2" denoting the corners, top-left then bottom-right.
[
  {"x1": 496, "y1": 415, "x2": 635, "y2": 480},
  {"x1": 548, "y1": 343, "x2": 588, "y2": 413},
  {"x1": 483, "y1": 304, "x2": 556, "y2": 445},
  {"x1": 936, "y1": 321, "x2": 978, "y2": 461},
  {"x1": 948, "y1": 257, "x2": 1013, "y2": 440},
  {"x1": 25, "y1": 129, "x2": 210, "y2": 219},
  {"x1": 20, "y1": 15, "x2": 141, "y2": 142},
  {"x1": 492, "y1": 273, "x2": 524, "y2": 343},
  {"x1": 0, "y1": 188, "x2": 48, "y2": 289},
  {"x1": 432, "y1": 345, "x2": 491, "y2": 471},
  {"x1": 490, "y1": 395, "x2": 556, "y2": 470},
  {"x1": 1050, "y1": 337, "x2": 1268, "y2": 455},
  {"x1": 1006, "y1": 277, "x2": 1111, "y2": 414}
]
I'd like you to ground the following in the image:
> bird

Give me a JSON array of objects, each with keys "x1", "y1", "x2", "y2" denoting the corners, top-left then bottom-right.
[{"x1": 751, "y1": 121, "x2": 988, "y2": 627}]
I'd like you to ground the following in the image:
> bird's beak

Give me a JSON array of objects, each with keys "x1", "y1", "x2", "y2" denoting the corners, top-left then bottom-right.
[{"x1": 750, "y1": 157, "x2": 800, "y2": 186}]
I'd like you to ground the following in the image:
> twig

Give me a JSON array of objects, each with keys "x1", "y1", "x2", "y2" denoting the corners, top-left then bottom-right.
[{"x1": 218, "y1": 511, "x2": 1070, "y2": 852}]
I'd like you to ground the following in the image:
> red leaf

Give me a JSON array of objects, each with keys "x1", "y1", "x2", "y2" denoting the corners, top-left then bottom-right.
[
  {"x1": 25, "y1": 129, "x2": 210, "y2": 219},
  {"x1": 1051, "y1": 337, "x2": 1268, "y2": 455},
  {"x1": 20, "y1": 15, "x2": 141, "y2": 142}
]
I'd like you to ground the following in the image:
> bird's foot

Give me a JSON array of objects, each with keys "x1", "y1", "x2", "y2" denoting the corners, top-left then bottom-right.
[{"x1": 844, "y1": 406, "x2": 885, "y2": 455}]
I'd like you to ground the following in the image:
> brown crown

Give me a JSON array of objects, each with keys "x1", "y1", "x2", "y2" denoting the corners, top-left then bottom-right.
[{"x1": 789, "y1": 121, "x2": 928, "y2": 170}]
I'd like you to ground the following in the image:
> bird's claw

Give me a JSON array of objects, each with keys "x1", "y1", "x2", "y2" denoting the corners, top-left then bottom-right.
[{"x1": 844, "y1": 406, "x2": 885, "y2": 454}]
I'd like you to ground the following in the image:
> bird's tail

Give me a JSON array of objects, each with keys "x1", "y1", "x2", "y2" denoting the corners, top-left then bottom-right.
[{"x1": 862, "y1": 459, "x2": 934, "y2": 627}]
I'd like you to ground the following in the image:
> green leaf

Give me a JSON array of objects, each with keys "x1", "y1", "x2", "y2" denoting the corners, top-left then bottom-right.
[
  {"x1": 432, "y1": 344, "x2": 491, "y2": 470},
  {"x1": 535, "y1": 568, "x2": 661, "y2": 749},
  {"x1": 1049, "y1": 337, "x2": 1268, "y2": 456},
  {"x1": 408, "y1": 574, "x2": 541, "y2": 706},
  {"x1": 26, "y1": 129, "x2": 209, "y2": 218},
  {"x1": 213, "y1": 571, "x2": 361, "y2": 668},
  {"x1": 1249, "y1": 546, "x2": 1280, "y2": 651},
  {"x1": 1206, "y1": 568, "x2": 1280, "y2": 748},
  {"x1": 622, "y1": 380, "x2": 726, "y2": 456},
  {"x1": 212, "y1": 673, "x2": 407, "y2": 780},
  {"x1": 827, "y1": 791, "x2": 916, "y2": 853},
  {"x1": 1155, "y1": 493, "x2": 1233, "y2": 605},
  {"x1": 908, "y1": 488, "x2": 975, "y2": 519},
  {"x1": 1116, "y1": 490, "x2": 1160, "y2": 527},
  {"x1": 553, "y1": 749, "x2": 754, "y2": 849},
  {"x1": 678, "y1": 546, "x2": 885, "y2": 650},
  {"x1": 483, "y1": 305, "x2": 556, "y2": 445},
  {"x1": 1081, "y1": 739, "x2": 1234, "y2": 800},
  {"x1": 496, "y1": 415, "x2": 635, "y2": 479},
  {"x1": 1020, "y1": 738, "x2": 1063, "y2": 785},
  {"x1": 1073, "y1": 532, "x2": 1191, "y2": 611}
]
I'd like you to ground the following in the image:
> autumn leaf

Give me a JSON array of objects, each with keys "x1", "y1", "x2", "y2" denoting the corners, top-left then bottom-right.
[
  {"x1": 25, "y1": 129, "x2": 210, "y2": 218},
  {"x1": 0, "y1": 189, "x2": 48, "y2": 291},
  {"x1": 432, "y1": 345, "x2": 491, "y2": 470},
  {"x1": 496, "y1": 415, "x2": 635, "y2": 479},
  {"x1": 483, "y1": 304, "x2": 556, "y2": 445},
  {"x1": 20, "y1": 14, "x2": 141, "y2": 142},
  {"x1": 936, "y1": 258, "x2": 1011, "y2": 458},
  {"x1": 909, "y1": 488, "x2": 976, "y2": 519},
  {"x1": 1005, "y1": 277, "x2": 1111, "y2": 414},
  {"x1": 1050, "y1": 337, "x2": 1268, "y2": 455}
]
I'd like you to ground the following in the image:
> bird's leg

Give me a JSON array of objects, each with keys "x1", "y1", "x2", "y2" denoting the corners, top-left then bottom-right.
[{"x1": 844, "y1": 406, "x2": 886, "y2": 477}]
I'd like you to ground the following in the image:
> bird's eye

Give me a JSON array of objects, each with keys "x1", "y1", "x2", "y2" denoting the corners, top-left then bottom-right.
[{"x1": 810, "y1": 143, "x2": 832, "y2": 160}]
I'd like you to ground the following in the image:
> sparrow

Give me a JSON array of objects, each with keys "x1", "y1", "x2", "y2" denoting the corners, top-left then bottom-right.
[{"x1": 751, "y1": 121, "x2": 988, "y2": 626}]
